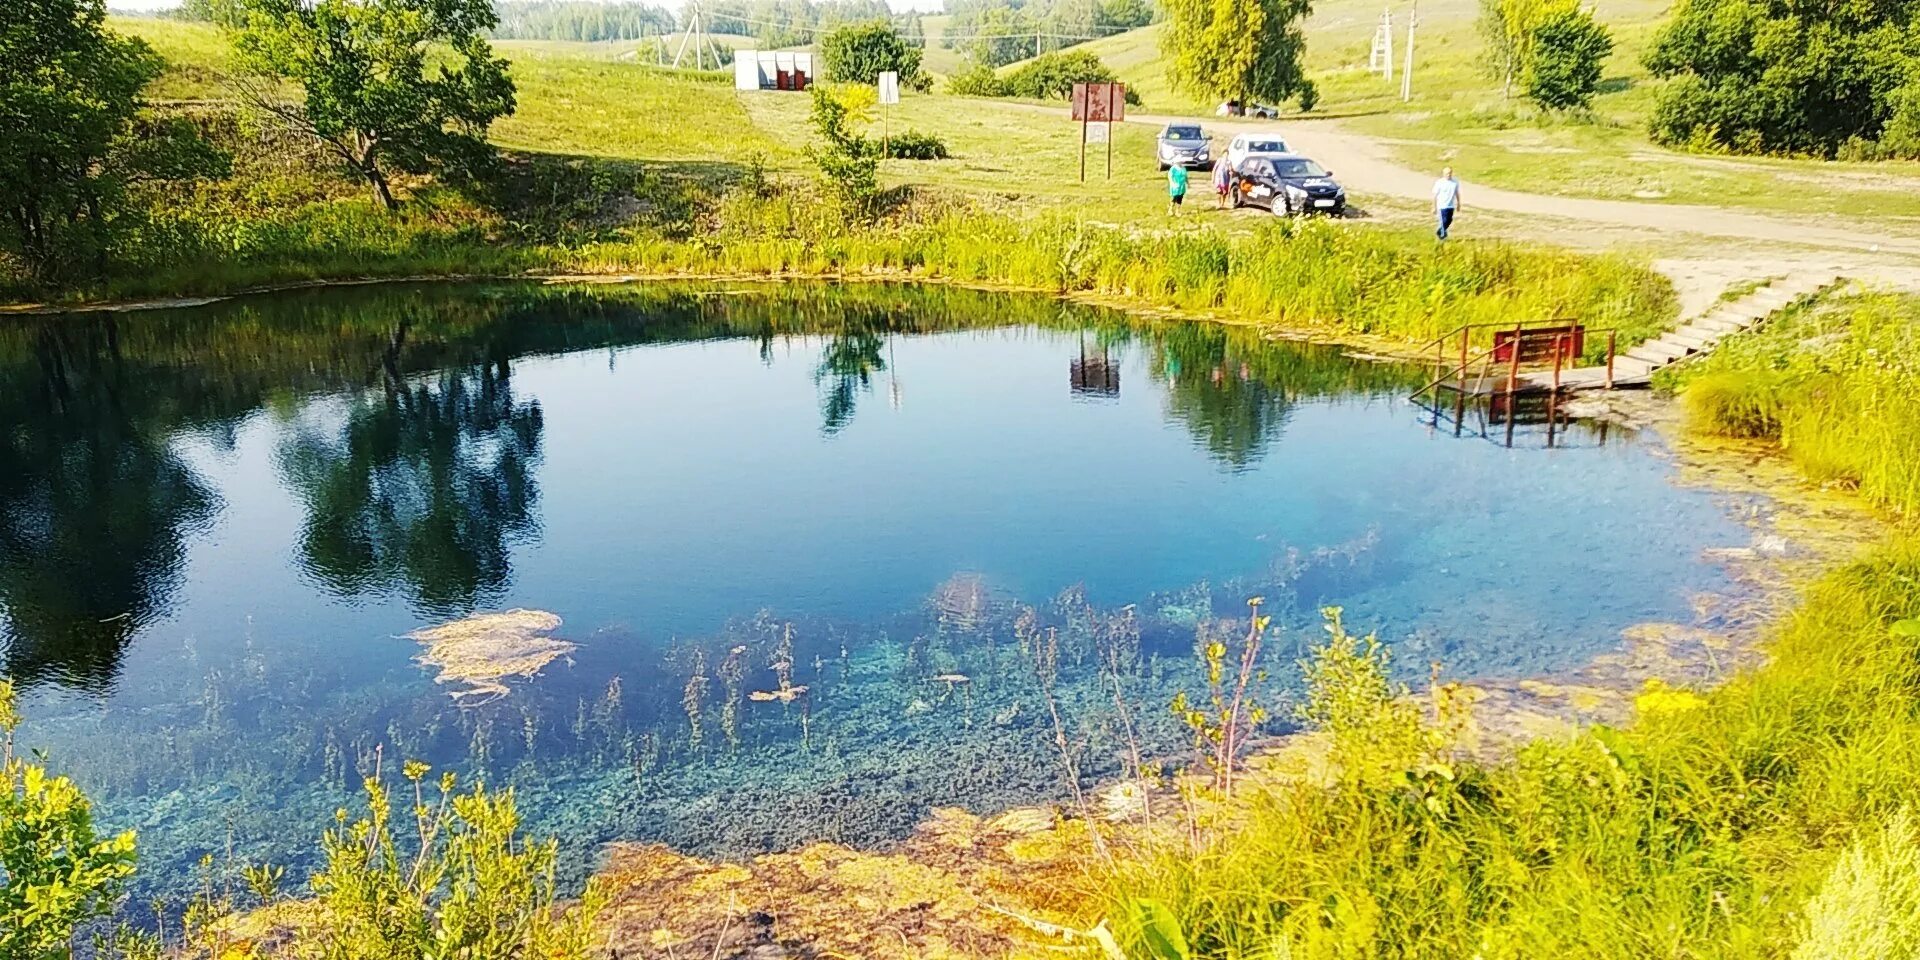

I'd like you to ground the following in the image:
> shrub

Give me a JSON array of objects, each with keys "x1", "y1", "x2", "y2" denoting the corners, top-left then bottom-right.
[
  {"x1": 1644, "y1": 0, "x2": 1920, "y2": 156},
  {"x1": 945, "y1": 51, "x2": 1145, "y2": 106},
  {"x1": 1681, "y1": 370, "x2": 1784, "y2": 438},
  {"x1": 807, "y1": 85, "x2": 882, "y2": 218},
  {"x1": 946, "y1": 63, "x2": 1006, "y2": 97},
  {"x1": 292, "y1": 764, "x2": 604, "y2": 960},
  {"x1": 1527, "y1": 7, "x2": 1612, "y2": 111},
  {"x1": 884, "y1": 131, "x2": 950, "y2": 160},
  {"x1": 1792, "y1": 808, "x2": 1920, "y2": 960},
  {"x1": 819, "y1": 19, "x2": 927, "y2": 90},
  {"x1": 0, "y1": 681, "x2": 139, "y2": 959},
  {"x1": 1002, "y1": 49, "x2": 1124, "y2": 101}
]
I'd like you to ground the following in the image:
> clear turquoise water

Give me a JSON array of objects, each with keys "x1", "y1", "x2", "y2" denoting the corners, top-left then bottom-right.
[{"x1": 0, "y1": 281, "x2": 1753, "y2": 905}]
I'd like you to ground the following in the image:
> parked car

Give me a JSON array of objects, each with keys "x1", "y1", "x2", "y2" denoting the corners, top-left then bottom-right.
[
  {"x1": 1156, "y1": 123, "x2": 1212, "y2": 170},
  {"x1": 1216, "y1": 100, "x2": 1279, "y2": 119},
  {"x1": 1231, "y1": 153, "x2": 1346, "y2": 216},
  {"x1": 1223, "y1": 132, "x2": 1291, "y2": 169}
]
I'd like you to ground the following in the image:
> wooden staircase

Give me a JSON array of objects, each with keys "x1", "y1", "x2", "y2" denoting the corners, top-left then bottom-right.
[{"x1": 1605, "y1": 272, "x2": 1845, "y2": 384}]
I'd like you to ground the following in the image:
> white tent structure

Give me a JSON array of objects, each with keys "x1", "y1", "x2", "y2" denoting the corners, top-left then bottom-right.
[{"x1": 734, "y1": 51, "x2": 816, "y2": 91}]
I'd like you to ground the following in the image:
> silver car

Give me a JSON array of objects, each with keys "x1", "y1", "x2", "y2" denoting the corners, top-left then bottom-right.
[{"x1": 1156, "y1": 123, "x2": 1212, "y2": 170}]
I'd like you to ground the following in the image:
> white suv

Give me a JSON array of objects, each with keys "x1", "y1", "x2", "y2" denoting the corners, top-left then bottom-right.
[{"x1": 1224, "y1": 132, "x2": 1291, "y2": 169}]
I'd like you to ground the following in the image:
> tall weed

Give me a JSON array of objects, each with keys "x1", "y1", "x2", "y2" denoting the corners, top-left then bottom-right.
[
  {"x1": 1667, "y1": 292, "x2": 1920, "y2": 520},
  {"x1": 1108, "y1": 542, "x2": 1920, "y2": 960}
]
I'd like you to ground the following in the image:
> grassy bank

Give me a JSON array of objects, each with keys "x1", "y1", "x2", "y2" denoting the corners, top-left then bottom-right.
[
  {"x1": 558, "y1": 192, "x2": 1673, "y2": 347},
  {"x1": 1102, "y1": 290, "x2": 1920, "y2": 958},
  {"x1": 1661, "y1": 293, "x2": 1920, "y2": 523},
  {"x1": 25, "y1": 192, "x2": 1674, "y2": 353}
]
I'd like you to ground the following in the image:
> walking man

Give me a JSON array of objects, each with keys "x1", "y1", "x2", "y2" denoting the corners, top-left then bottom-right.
[{"x1": 1433, "y1": 166, "x2": 1462, "y2": 240}]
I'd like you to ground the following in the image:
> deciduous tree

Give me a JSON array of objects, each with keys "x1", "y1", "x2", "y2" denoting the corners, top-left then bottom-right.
[
  {"x1": 1161, "y1": 0, "x2": 1316, "y2": 112},
  {"x1": 820, "y1": 19, "x2": 926, "y2": 88},
  {"x1": 1527, "y1": 6, "x2": 1613, "y2": 110},
  {"x1": 233, "y1": 0, "x2": 517, "y2": 211},
  {"x1": 0, "y1": 0, "x2": 162, "y2": 277},
  {"x1": 1644, "y1": 0, "x2": 1920, "y2": 157}
]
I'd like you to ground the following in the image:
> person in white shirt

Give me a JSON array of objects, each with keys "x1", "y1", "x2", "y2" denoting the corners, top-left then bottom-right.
[{"x1": 1433, "y1": 167, "x2": 1462, "y2": 240}]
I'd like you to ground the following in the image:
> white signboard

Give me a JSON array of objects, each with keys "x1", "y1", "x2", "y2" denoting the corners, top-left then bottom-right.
[
  {"x1": 1086, "y1": 121, "x2": 1110, "y2": 143},
  {"x1": 878, "y1": 71, "x2": 900, "y2": 105}
]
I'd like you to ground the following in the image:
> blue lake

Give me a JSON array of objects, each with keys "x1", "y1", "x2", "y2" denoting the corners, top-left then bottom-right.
[{"x1": 0, "y1": 281, "x2": 1753, "y2": 903}]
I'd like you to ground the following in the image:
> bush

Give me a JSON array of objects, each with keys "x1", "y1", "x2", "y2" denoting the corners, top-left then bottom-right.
[
  {"x1": 1002, "y1": 49, "x2": 1124, "y2": 101},
  {"x1": 0, "y1": 681, "x2": 139, "y2": 959},
  {"x1": 296, "y1": 766, "x2": 604, "y2": 960},
  {"x1": 884, "y1": 131, "x2": 950, "y2": 160},
  {"x1": 946, "y1": 63, "x2": 1004, "y2": 97},
  {"x1": 945, "y1": 51, "x2": 1145, "y2": 106},
  {"x1": 819, "y1": 19, "x2": 926, "y2": 90},
  {"x1": 1527, "y1": 7, "x2": 1612, "y2": 111},
  {"x1": 807, "y1": 85, "x2": 882, "y2": 218},
  {"x1": 1644, "y1": 0, "x2": 1920, "y2": 156}
]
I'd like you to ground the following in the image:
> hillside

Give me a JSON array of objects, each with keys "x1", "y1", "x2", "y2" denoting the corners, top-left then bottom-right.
[{"x1": 998, "y1": 0, "x2": 1920, "y2": 219}]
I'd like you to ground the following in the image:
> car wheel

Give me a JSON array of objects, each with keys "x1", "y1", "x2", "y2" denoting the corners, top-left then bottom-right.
[
  {"x1": 1158, "y1": 162, "x2": 1168, "y2": 171},
  {"x1": 1273, "y1": 198, "x2": 1290, "y2": 217}
]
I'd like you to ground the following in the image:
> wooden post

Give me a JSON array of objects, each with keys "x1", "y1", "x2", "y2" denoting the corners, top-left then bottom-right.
[
  {"x1": 1504, "y1": 330, "x2": 1521, "y2": 396},
  {"x1": 1106, "y1": 123, "x2": 1113, "y2": 179},
  {"x1": 1079, "y1": 118, "x2": 1087, "y2": 183},
  {"x1": 1606, "y1": 330, "x2": 1617, "y2": 389},
  {"x1": 1456, "y1": 326, "x2": 1468, "y2": 394}
]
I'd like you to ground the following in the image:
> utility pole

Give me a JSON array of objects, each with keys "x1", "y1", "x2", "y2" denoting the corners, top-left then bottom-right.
[
  {"x1": 1369, "y1": 7, "x2": 1394, "y2": 84},
  {"x1": 1401, "y1": 4, "x2": 1418, "y2": 102},
  {"x1": 672, "y1": 0, "x2": 715, "y2": 70}
]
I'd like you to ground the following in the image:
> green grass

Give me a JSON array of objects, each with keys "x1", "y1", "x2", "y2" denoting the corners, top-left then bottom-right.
[
  {"x1": 490, "y1": 50, "x2": 779, "y2": 162},
  {"x1": 558, "y1": 185, "x2": 1673, "y2": 346},
  {"x1": 918, "y1": 15, "x2": 971, "y2": 78},
  {"x1": 1011, "y1": 0, "x2": 1920, "y2": 223},
  {"x1": 1664, "y1": 292, "x2": 1920, "y2": 523},
  {"x1": 1109, "y1": 537, "x2": 1920, "y2": 958},
  {"x1": 114, "y1": 16, "x2": 233, "y2": 100}
]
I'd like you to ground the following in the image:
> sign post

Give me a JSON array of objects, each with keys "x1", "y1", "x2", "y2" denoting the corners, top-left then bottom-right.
[
  {"x1": 1071, "y1": 82, "x2": 1127, "y2": 182},
  {"x1": 877, "y1": 70, "x2": 900, "y2": 156}
]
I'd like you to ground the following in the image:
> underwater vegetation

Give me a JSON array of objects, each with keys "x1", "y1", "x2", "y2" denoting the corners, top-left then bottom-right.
[{"x1": 403, "y1": 609, "x2": 577, "y2": 702}]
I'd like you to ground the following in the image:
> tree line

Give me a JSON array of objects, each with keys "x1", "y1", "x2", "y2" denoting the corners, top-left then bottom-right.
[
  {"x1": 491, "y1": 1, "x2": 677, "y2": 41},
  {"x1": 944, "y1": 0, "x2": 1156, "y2": 68}
]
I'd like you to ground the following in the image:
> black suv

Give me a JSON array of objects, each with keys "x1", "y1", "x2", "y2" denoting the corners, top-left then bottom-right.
[{"x1": 1231, "y1": 154, "x2": 1346, "y2": 217}]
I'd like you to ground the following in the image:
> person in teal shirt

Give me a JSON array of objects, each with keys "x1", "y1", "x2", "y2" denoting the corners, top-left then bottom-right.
[{"x1": 1167, "y1": 164, "x2": 1188, "y2": 215}]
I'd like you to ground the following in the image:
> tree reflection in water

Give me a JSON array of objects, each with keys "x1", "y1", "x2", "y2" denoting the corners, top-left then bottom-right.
[
  {"x1": 0, "y1": 323, "x2": 217, "y2": 691},
  {"x1": 279, "y1": 358, "x2": 545, "y2": 619}
]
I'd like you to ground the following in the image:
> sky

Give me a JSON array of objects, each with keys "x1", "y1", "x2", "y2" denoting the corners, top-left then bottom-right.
[{"x1": 109, "y1": 0, "x2": 949, "y2": 11}]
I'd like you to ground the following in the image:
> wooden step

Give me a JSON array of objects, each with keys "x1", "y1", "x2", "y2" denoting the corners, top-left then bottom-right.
[
  {"x1": 1626, "y1": 345, "x2": 1685, "y2": 366},
  {"x1": 1608, "y1": 357, "x2": 1657, "y2": 380},
  {"x1": 1691, "y1": 317, "x2": 1750, "y2": 335},
  {"x1": 1666, "y1": 331, "x2": 1715, "y2": 350}
]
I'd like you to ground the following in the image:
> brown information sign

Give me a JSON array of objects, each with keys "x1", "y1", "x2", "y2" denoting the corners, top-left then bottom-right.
[
  {"x1": 1071, "y1": 83, "x2": 1126, "y2": 182},
  {"x1": 1071, "y1": 82, "x2": 1126, "y2": 122}
]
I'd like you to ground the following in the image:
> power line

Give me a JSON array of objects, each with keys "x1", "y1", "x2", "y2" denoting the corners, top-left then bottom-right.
[{"x1": 706, "y1": 11, "x2": 1135, "y2": 42}]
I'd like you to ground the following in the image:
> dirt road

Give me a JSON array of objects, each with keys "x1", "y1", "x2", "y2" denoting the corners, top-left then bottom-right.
[{"x1": 1126, "y1": 112, "x2": 1920, "y2": 259}]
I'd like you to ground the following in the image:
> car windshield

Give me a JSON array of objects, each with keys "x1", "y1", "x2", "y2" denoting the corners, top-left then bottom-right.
[
  {"x1": 1164, "y1": 126, "x2": 1203, "y2": 141},
  {"x1": 1273, "y1": 159, "x2": 1329, "y2": 178},
  {"x1": 1249, "y1": 139, "x2": 1287, "y2": 153}
]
